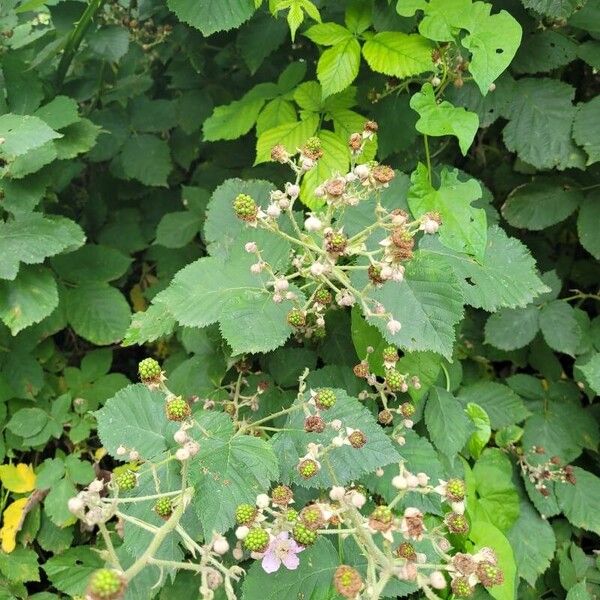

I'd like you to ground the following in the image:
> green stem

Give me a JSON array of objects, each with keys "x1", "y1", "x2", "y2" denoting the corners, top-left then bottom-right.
[
  {"x1": 423, "y1": 135, "x2": 432, "y2": 183},
  {"x1": 440, "y1": 363, "x2": 451, "y2": 392},
  {"x1": 55, "y1": 0, "x2": 106, "y2": 89}
]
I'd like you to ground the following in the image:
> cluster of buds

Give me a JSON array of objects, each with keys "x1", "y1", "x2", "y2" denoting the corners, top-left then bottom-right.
[
  {"x1": 172, "y1": 421, "x2": 200, "y2": 462},
  {"x1": 514, "y1": 445, "x2": 577, "y2": 496},
  {"x1": 68, "y1": 479, "x2": 114, "y2": 528},
  {"x1": 297, "y1": 388, "x2": 369, "y2": 479},
  {"x1": 231, "y1": 125, "x2": 445, "y2": 348}
]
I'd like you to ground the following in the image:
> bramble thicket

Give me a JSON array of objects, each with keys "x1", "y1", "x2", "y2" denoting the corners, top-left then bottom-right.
[{"x1": 0, "y1": 0, "x2": 599, "y2": 599}]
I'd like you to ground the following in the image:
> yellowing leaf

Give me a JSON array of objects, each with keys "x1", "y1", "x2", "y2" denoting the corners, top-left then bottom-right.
[
  {"x1": 0, "y1": 497, "x2": 29, "y2": 553},
  {"x1": 0, "y1": 463, "x2": 36, "y2": 493}
]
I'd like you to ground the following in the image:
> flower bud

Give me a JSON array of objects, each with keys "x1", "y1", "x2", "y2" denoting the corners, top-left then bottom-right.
[
  {"x1": 354, "y1": 164, "x2": 369, "y2": 179},
  {"x1": 329, "y1": 486, "x2": 346, "y2": 501},
  {"x1": 304, "y1": 215, "x2": 322, "y2": 232},
  {"x1": 351, "y1": 492, "x2": 366, "y2": 508},
  {"x1": 266, "y1": 203, "x2": 281, "y2": 218},
  {"x1": 174, "y1": 430, "x2": 188, "y2": 444},
  {"x1": 129, "y1": 450, "x2": 139, "y2": 461},
  {"x1": 286, "y1": 183, "x2": 300, "y2": 199},
  {"x1": 244, "y1": 241, "x2": 257, "y2": 253},
  {"x1": 235, "y1": 526, "x2": 250, "y2": 540},
  {"x1": 256, "y1": 494, "x2": 270, "y2": 509},
  {"x1": 213, "y1": 536, "x2": 230, "y2": 555},
  {"x1": 68, "y1": 497, "x2": 84, "y2": 514},
  {"x1": 176, "y1": 447, "x2": 190, "y2": 461},
  {"x1": 274, "y1": 278, "x2": 289, "y2": 291},
  {"x1": 392, "y1": 475, "x2": 408, "y2": 490},
  {"x1": 89, "y1": 479, "x2": 104, "y2": 493},
  {"x1": 429, "y1": 571, "x2": 446, "y2": 589}
]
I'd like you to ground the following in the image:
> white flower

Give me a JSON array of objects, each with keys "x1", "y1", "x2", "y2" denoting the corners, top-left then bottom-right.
[
  {"x1": 274, "y1": 278, "x2": 289, "y2": 291},
  {"x1": 256, "y1": 494, "x2": 270, "y2": 509},
  {"x1": 174, "y1": 430, "x2": 188, "y2": 444},
  {"x1": 329, "y1": 486, "x2": 346, "y2": 501},
  {"x1": 244, "y1": 241, "x2": 258, "y2": 253},
  {"x1": 213, "y1": 535, "x2": 230, "y2": 555},
  {"x1": 285, "y1": 182, "x2": 300, "y2": 199},
  {"x1": 387, "y1": 318, "x2": 402, "y2": 335},
  {"x1": 176, "y1": 447, "x2": 190, "y2": 461},
  {"x1": 304, "y1": 215, "x2": 322, "y2": 232},
  {"x1": 236, "y1": 526, "x2": 250, "y2": 540},
  {"x1": 266, "y1": 203, "x2": 281, "y2": 218}
]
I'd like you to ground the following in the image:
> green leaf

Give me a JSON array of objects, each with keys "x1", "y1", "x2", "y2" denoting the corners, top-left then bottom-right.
[
  {"x1": 0, "y1": 114, "x2": 61, "y2": 160},
  {"x1": 304, "y1": 22, "x2": 353, "y2": 45},
  {"x1": 461, "y1": 4, "x2": 522, "y2": 94},
  {"x1": 51, "y1": 244, "x2": 131, "y2": 283},
  {"x1": 364, "y1": 252, "x2": 464, "y2": 359},
  {"x1": 522, "y1": 0, "x2": 584, "y2": 19},
  {"x1": 502, "y1": 78, "x2": 583, "y2": 170},
  {"x1": 408, "y1": 164, "x2": 486, "y2": 260},
  {"x1": 53, "y1": 119, "x2": 100, "y2": 160},
  {"x1": 577, "y1": 193, "x2": 600, "y2": 259},
  {"x1": 420, "y1": 226, "x2": 549, "y2": 311},
  {"x1": 466, "y1": 402, "x2": 491, "y2": 459},
  {"x1": 397, "y1": 0, "x2": 470, "y2": 41},
  {"x1": 272, "y1": 388, "x2": 400, "y2": 487},
  {"x1": 578, "y1": 40, "x2": 600, "y2": 69},
  {"x1": 0, "y1": 548, "x2": 39, "y2": 584},
  {"x1": 556, "y1": 467, "x2": 600, "y2": 535},
  {"x1": 0, "y1": 214, "x2": 85, "y2": 281},
  {"x1": 237, "y1": 12, "x2": 287, "y2": 75},
  {"x1": 471, "y1": 449, "x2": 520, "y2": 532},
  {"x1": 96, "y1": 384, "x2": 174, "y2": 460},
  {"x1": 0, "y1": 265, "x2": 57, "y2": 334},
  {"x1": 203, "y1": 97, "x2": 265, "y2": 141},
  {"x1": 469, "y1": 521, "x2": 517, "y2": 600},
  {"x1": 255, "y1": 116, "x2": 319, "y2": 164},
  {"x1": 457, "y1": 382, "x2": 530, "y2": 429},
  {"x1": 362, "y1": 32, "x2": 434, "y2": 79},
  {"x1": 87, "y1": 25, "x2": 130, "y2": 61},
  {"x1": 522, "y1": 400, "x2": 593, "y2": 464},
  {"x1": 317, "y1": 38, "x2": 361, "y2": 98},
  {"x1": 119, "y1": 133, "x2": 172, "y2": 187},
  {"x1": 410, "y1": 83, "x2": 479, "y2": 155},
  {"x1": 566, "y1": 581, "x2": 594, "y2": 600},
  {"x1": 577, "y1": 352, "x2": 600, "y2": 395},
  {"x1": 507, "y1": 499, "x2": 556, "y2": 587},
  {"x1": 573, "y1": 95, "x2": 600, "y2": 165},
  {"x1": 154, "y1": 255, "x2": 298, "y2": 354},
  {"x1": 242, "y1": 537, "x2": 339, "y2": 600},
  {"x1": 256, "y1": 98, "x2": 297, "y2": 135},
  {"x1": 300, "y1": 130, "x2": 350, "y2": 210},
  {"x1": 64, "y1": 283, "x2": 131, "y2": 345},
  {"x1": 425, "y1": 387, "x2": 471, "y2": 463},
  {"x1": 155, "y1": 212, "x2": 202, "y2": 249},
  {"x1": 539, "y1": 300, "x2": 581, "y2": 356},
  {"x1": 45, "y1": 477, "x2": 77, "y2": 527},
  {"x1": 189, "y1": 412, "x2": 278, "y2": 533},
  {"x1": 123, "y1": 304, "x2": 176, "y2": 346},
  {"x1": 34, "y1": 96, "x2": 79, "y2": 130},
  {"x1": 512, "y1": 30, "x2": 577, "y2": 74},
  {"x1": 167, "y1": 0, "x2": 256, "y2": 35},
  {"x1": 484, "y1": 305, "x2": 540, "y2": 351},
  {"x1": 43, "y1": 547, "x2": 103, "y2": 597},
  {"x1": 502, "y1": 180, "x2": 582, "y2": 230}
]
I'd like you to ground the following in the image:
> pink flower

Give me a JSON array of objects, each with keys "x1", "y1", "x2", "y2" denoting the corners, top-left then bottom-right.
[{"x1": 261, "y1": 532, "x2": 304, "y2": 573}]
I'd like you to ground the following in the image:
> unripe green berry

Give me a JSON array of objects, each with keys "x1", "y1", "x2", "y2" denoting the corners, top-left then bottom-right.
[
  {"x1": 292, "y1": 522, "x2": 317, "y2": 546},
  {"x1": 400, "y1": 402, "x2": 415, "y2": 418},
  {"x1": 445, "y1": 512, "x2": 469, "y2": 534},
  {"x1": 138, "y1": 358, "x2": 161, "y2": 383},
  {"x1": 385, "y1": 369, "x2": 404, "y2": 392},
  {"x1": 446, "y1": 478, "x2": 466, "y2": 502},
  {"x1": 233, "y1": 193, "x2": 258, "y2": 222},
  {"x1": 243, "y1": 528, "x2": 269, "y2": 552},
  {"x1": 271, "y1": 484, "x2": 293, "y2": 506},
  {"x1": 87, "y1": 569, "x2": 125, "y2": 600},
  {"x1": 154, "y1": 497, "x2": 173, "y2": 519},
  {"x1": 382, "y1": 346, "x2": 399, "y2": 363},
  {"x1": 297, "y1": 458, "x2": 319, "y2": 479},
  {"x1": 396, "y1": 541, "x2": 417, "y2": 561},
  {"x1": 477, "y1": 562, "x2": 504, "y2": 587},
  {"x1": 287, "y1": 308, "x2": 306, "y2": 328},
  {"x1": 165, "y1": 396, "x2": 191, "y2": 421},
  {"x1": 314, "y1": 288, "x2": 332, "y2": 305},
  {"x1": 314, "y1": 388, "x2": 336, "y2": 410},
  {"x1": 326, "y1": 231, "x2": 347, "y2": 254},
  {"x1": 114, "y1": 470, "x2": 137, "y2": 492},
  {"x1": 452, "y1": 576, "x2": 474, "y2": 598},
  {"x1": 285, "y1": 508, "x2": 298, "y2": 522},
  {"x1": 235, "y1": 503, "x2": 257, "y2": 525}
]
